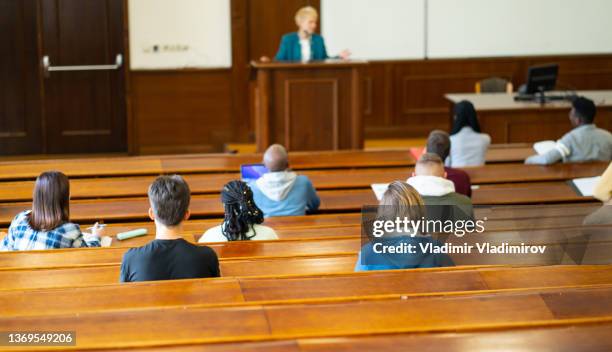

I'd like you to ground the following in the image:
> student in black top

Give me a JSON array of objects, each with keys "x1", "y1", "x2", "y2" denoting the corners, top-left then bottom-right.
[{"x1": 120, "y1": 175, "x2": 220, "y2": 282}]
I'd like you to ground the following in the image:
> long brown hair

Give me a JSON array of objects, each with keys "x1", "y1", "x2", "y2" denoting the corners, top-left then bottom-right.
[{"x1": 29, "y1": 171, "x2": 70, "y2": 231}]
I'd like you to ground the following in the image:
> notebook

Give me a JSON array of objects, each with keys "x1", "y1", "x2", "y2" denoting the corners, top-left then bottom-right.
[{"x1": 569, "y1": 176, "x2": 601, "y2": 197}]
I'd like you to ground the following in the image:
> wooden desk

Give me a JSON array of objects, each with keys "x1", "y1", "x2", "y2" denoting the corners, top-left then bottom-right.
[
  {"x1": 0, "y1": 162, "x2": 605, "y2": 202},
  {"x1": 0, "y1": 182, "x2": 596, "y2": 226},
  {"x1": 445, "y1": 90, "x2": 612, "y2": 143}
]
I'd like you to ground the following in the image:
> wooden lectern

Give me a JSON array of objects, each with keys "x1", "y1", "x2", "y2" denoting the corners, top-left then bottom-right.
[{"x1": 251, "y1": 60, "x2": 368, "y2": 152}]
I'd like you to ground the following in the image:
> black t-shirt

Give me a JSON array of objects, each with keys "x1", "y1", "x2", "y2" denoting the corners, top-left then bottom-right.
[{"x1": 120, "y1": 239, "x2": 220, "y2": 282}]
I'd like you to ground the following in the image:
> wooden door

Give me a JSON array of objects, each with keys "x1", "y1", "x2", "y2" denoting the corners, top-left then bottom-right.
[
  {"x1": 0, "y1": 0, "x2": 44, "y2": 155},
  {"x1": 41, "y1": 0, "x2": 127, "y2": 153}
]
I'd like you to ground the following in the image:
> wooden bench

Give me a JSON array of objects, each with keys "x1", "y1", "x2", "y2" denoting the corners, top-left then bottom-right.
[
  {"x1": 0, "y1": 182, "x2": 595, "y2": 226},
  {"x1": 1, "y1": 224, "x2": 609, "y2": 270},
  {"x1": 2, "y1": 235, "x2": 610, "y2": 290},
  {"x1": 0, "y1": 145, "x2": 535, "y2": 181},
  {"x1": 2, "y1": 285, "x2": 611, "y2": 350},
  {"x1": 1, "y1": 265, "x2": 610, "y2": 318},
  {"x1": 78, "y1": 322, "x2": 612, "y2": 352},
  {"x1": 0, "y1": 162, "x2": 605, "y2": 202},
  {"x1": 0, "y1": 203, "x2": 602, "y2": 245}
]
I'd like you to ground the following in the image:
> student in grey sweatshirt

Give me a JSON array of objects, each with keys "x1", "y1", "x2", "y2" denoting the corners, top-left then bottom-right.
[{"x1": 525, "y1": 97, "x2": 612, "y2": 165}]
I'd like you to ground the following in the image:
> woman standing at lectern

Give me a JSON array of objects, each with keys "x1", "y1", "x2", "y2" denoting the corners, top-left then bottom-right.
[{"x1": 272, "y1": 6, "x2": 350, "y2": 62}]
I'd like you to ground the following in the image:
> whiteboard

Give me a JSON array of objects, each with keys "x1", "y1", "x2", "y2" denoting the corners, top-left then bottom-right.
[
  {"x1": 321, "y1": 0, "x2": 426, "y2": 60},
  {"x1": 427, "y1": 0, "x2": 612, "y2": 58},
  {"x1": 129, "y1": 0, "x2": 232, "y2": 69}
]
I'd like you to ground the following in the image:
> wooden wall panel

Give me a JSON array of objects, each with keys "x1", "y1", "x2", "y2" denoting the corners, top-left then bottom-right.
[
  {"x1": 130, "y1": 70, "x2": 234, "y2": 154},
  {"x1": 363, "y1": 55, "x2": 612, "y2": 139}
]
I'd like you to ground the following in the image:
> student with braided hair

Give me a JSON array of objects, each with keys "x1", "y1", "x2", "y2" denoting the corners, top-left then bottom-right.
[{"x1": 199, "y1": 181, "x2": 278, "y2": 242}]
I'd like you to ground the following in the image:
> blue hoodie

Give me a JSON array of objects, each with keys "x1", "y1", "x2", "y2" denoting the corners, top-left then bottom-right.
[
  {"x1": 249, "y1": 171, "x2": 320, "y2": 217},
  {"x1": 355, "y1": 235, "x2": 454, "y2": 272}
]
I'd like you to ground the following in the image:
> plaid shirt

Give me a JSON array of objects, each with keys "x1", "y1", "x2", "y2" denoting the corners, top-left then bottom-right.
[{"x1": 0, "y1": 210, "x2": 100, "y2": 251}]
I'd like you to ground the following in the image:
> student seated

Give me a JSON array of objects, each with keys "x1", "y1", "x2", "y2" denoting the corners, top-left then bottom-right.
[
  {"x1": 426, "y1": 129, "x2": 472, "y2": 197},
  {"x1": 355, "y1": 181, "x2": 454, "y2": 271},
  {"x1": 584, "y1": 162, "x2": 612, "y2": 225},
  {"x1": 249, "y1": 144, "x2": 320, "y2": 217},
  {"x1": 0, "y1": 171, "x2": 104, "y2": 251},
  {"x1": 407, "y1": 153, "x2": 474, "y2": 221},
  {"x1": 525, "y1": 97, "x2": 612, "y2": 165},
  {"x1": 120, "y1": 175, "x2": 219, "y2": 282},
  {"x1": 448, "y1": 100, "x2": 491, "y2": 167},
  {"x1": 199, "y1": 180, "x2": 278, "y2": 242}
]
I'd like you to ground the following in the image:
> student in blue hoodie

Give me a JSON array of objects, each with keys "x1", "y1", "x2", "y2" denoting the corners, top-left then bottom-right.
[
  {"x1": 355, "y1": 181, "x2": 454, "y2": 272},
  {"x1": 249, "y1": 144, "x2": 320, "y2": 217}
]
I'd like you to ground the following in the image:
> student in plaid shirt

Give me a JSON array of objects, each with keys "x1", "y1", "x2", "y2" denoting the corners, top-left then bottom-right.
[{"x1": 0, "y1": 171, "x2": 104, "y2": 251}]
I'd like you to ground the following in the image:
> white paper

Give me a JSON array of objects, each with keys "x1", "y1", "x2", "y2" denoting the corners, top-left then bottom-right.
[
  {"x1": 533, "y1": 141, "x2": 557, "y2": 155},
  {"x1": 371, "y1": 183, "x2": 390, "y2": 201},
  {"x1": 571, "y1": 176, "x2": 601, "y2": 197},
  {"x1": 100, "y1": 236, "x2": 113, "y2": 248}
]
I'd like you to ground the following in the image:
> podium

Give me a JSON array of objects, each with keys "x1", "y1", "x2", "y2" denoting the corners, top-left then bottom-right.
[{"x1": 252, "y1": 60, "x2": 368, "y2": 152}]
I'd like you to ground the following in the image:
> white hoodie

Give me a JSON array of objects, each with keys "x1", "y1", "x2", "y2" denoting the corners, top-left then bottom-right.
[
  {"x1": 255, "y1": 171, "x2": 298, "y2": 201},
  {"x1": 407, "y1": 175, "x2": 456, "y2": 197}
]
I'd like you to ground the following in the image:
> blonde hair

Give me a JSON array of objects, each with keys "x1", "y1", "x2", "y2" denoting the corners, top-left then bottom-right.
[
  {"x1": 295, "y1": 6, "x2": 318, "y2": 25},
  {"x1": 378, "y1": 181, "x2": 426, "y2": 222}
]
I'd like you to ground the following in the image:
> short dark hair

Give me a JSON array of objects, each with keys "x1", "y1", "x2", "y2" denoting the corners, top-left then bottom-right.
[
  {"x1": 572, "y1": 96, "x2": 597, "y2": 124},
  {"x1": 30, "y1": 171, "x2": 70, "y2": 231},
  {"x1": 148, "y1": 175, "x2": 191, "y2": 227},
  {"x1": 417, "y1": 153, "x2": 444, "y2": 167},
  {"x1": 426, "y1": 130, "x2": 451, "y2": 160}
]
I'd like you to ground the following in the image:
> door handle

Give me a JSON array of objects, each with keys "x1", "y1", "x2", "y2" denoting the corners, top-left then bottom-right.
[{"x1": 42, "y1": 54, "x2": 123, "y2": 77}]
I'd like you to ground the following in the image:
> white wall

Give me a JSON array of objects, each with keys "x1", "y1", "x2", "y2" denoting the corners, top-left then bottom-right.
[
  {"x1": 427, "y1": 0, "x2": 612, "y2": 58},
  {"x1": 127, "y1": 0, "x2": 612, "y2": 69},
  {"x1": 129, "y1": 0, "x2": 232, "y2": 69},
  {"x1": 322, "y1": 0, "x2": 612, "y2": 60},
  {"x1": 322, "y1": 0, "x2": 426, "y2": 60}
]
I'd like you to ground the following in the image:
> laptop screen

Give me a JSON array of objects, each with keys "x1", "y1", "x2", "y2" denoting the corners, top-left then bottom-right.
[{"x1": 240, "y1": 164, "x2": 268, "y2": 182}]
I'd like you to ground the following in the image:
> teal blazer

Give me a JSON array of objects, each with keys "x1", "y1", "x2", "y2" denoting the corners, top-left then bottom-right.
[{"x1": 274, "y1": 32, "x2": 329, "y2": 62}]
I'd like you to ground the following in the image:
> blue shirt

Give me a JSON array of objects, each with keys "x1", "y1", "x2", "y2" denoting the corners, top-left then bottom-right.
[
  {"x1": 249, "y1": 175, "x2": 320, "y2": 217},
  {"x1": 274, "y1": 32, "x2": 329, "y2": 62},
  {"x1": 355, "y1": 236, "x2": 454, "y2": 272}
]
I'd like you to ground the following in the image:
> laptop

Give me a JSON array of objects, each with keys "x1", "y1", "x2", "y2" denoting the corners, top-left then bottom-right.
[{"x1": 240, "y1": 164, "x2": 268, "y2": 182}]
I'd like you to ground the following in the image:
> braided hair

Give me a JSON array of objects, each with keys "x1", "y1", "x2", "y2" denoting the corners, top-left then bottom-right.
[{"x1": 220, "y1": 180, "x2": 264, "y2": 241}]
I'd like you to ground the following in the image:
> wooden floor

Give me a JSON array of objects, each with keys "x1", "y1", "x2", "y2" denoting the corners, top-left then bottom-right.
[{"x1": 0, "y1": 146, "x2": 609, "y2": 351}]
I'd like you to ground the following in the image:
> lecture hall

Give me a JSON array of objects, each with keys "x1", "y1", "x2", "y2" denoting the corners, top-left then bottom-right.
[{"x1": 1, "y1": 0, "x2": 612, "y2": 350}]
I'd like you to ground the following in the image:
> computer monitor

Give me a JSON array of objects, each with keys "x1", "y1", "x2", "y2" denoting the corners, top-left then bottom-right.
[{"x1": 525, "y1": 64, "x2": 559, "y2": 94}]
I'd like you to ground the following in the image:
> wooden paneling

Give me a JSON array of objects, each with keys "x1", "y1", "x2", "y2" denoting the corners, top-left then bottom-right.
[
  {"x1": 285, "y1": 78, "x2": 338, "y2": 150},
  {"x1": 364, "y1": 55, "x2": 612, "y2": 139},
  {"x1": 130, "y1": 70, "x2": 234, "y2": 154},
  {"x1": 254, "y1": 62, "x2": 364, "y2": 151},
  {"x1": 0, "y1": 0, "x2": 43, "y2": 155}
]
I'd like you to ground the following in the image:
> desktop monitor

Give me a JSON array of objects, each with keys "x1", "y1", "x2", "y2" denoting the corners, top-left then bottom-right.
[{"x1": 525, "y1": 64, "x2": 559, "y2": 94}]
